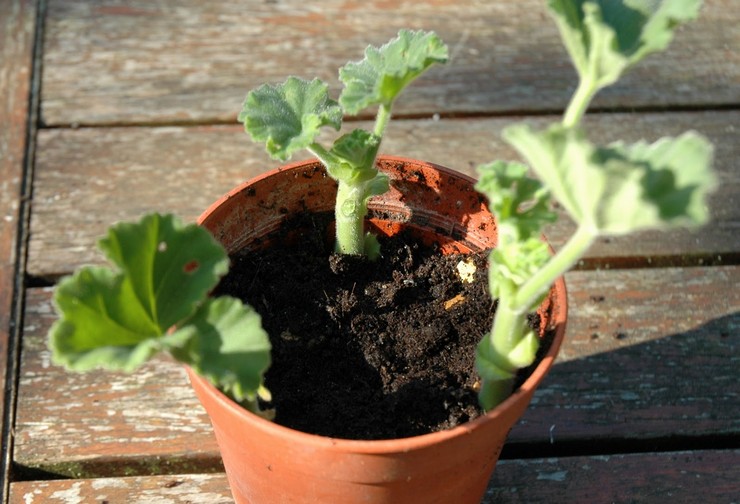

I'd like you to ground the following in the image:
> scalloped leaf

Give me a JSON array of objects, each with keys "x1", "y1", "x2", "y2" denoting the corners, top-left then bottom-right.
[
  {"x1": 50, "y1": 213, "x2": 229, "y2": 372},
  {"x1": 239, "y1": 77, "x2": 343, "y2": 161},
  {"x1": 548, "y1": 0, "x2": 703, "y2": 88},
  {"x1": 488, "y1": 238, "x2": 552, "y2": 300},
  {"x1": 475, "y1": 160, "x2": 557, "y2": 243},
  {"x1": 339, "y1": 29, "x2": 448, "y2": 114},
  {"x1": 503, "y1": 124, "x2": 716, "y2": 235},
  {"x1": 325, "y1": 129, "x2": 382, "y2": 183},
  {"x1": 170, "y1": 297, "x2": 271, "y2": 402},
  {"x1": 99, "y1": 213, "x2": 229, "y2": 330}
]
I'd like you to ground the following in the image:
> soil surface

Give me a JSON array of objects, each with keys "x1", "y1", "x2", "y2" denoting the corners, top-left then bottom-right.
[{"x1": 215, "y1": 223, "x2": 543, "y2": 440}]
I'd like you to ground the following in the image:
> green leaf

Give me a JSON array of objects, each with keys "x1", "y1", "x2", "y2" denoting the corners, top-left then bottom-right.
[
  {"x1": 171, "y1": 297, "x2": 271, "y2": 403},
  {"x1": 601, "y1": 133, "x2": 716, "y2": 228},
  {"x1": 365, "y1": 172, "x2": 391, "y2": 199},
  {"x1": 50, "y1": 213, "x2": 229, "y2": 372},
  {"x1": 548, "y1": 0, "x2": 703, "y2": 89},
  {"x1": 476, "y1": 161, "x2": 555, "y2": 305},
  {"x1": 364, "y1": 233, "x2": 382, "y2": 262},
  {"x1": 325, "y1": 129, "x2": 382, "y2": 183},
  {"x1": 503, "y1": 124, "x2": 716, "y2": 235},
  {"x1": 239, "y1": 77, "x2": 343, "y2": 161},
  {"x1": 339, "y1": 29, "x2": 448, "y2": 114},
  {"x1": 99, "y1": 213, "x2": 229, "y2": 330},
  {"x1": 488, "y1": 239, "x2": 552, "y2": 300},
  {"x1": 50, "y1": 266, "x2": 159, "y2": 372},
  {"x1": 475, "y1": 161, "x2": 557, "y2": 243}
]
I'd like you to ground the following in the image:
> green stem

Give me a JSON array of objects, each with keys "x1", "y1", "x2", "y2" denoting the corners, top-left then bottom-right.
[
  {"x1": 478, "y1": 375, "x2": 515, "y2": 412},
  {"x1": 307, "y1": 143, "x2": 333, "y2": 168},
  {"x1": 334, "y1": 181, "x2": 367, "y2": 256},
  {"x1": 562, "y1": 77, "x2": 598, "y2": 129},
  {"x1": 514, "y1": 225, "x2": 597, "y2": 311},
  {"x1": 373, "y1": 103, "x2": 392, "y2": 138},
  {"x1": 477, "y1": 304, "x2": 527, "y2": 410},
  {"x1": 308, "y1": 143, "x2": 365, "y2": 255},
  {"x1": 490, "y1": 300, "x2": 528, "y2": 363},
  {"x1": 477, "y1": 279, "x2": 526, "y2": 410},
  {"x1": 478, "y1": 227, "x2": 595, "y2": 411}
]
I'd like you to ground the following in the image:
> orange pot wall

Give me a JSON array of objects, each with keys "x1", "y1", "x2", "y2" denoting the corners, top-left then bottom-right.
[{"x1": 194, "y1": 156, "x2": 567, "y2": 504}]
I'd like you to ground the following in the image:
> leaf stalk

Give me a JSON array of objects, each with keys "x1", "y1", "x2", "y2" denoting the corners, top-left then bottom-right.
[
  {"x1": 373, "y1": 103, "x2": 392, "y2": 138},
  {"x1": 562, "y1": 77, "x2": 597, "y2": 129},
  {"x1": 513, "y1": 225, "x2": 596, "y2": 311}
]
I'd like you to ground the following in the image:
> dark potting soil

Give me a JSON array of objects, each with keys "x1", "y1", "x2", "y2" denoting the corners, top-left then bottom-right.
[{"x1": 215, "y1": 223, "x2": 545, "y2": 440}]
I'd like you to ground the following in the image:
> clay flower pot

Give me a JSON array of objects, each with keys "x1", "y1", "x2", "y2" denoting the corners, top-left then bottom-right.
[{"x1": 191, "y1": 155, "x2": 567, "y2": 504}]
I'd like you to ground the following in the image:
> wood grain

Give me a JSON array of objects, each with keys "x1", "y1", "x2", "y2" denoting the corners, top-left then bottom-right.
[
  {"x1": 14, "y1": 287, "x2": 220, "y2": 478},
  {"x1": 509, "y1": 265, "x2": 740, "y2": 447},
  {"x1": 0, "y1": 0, "x2": 36, "y2": 479},
  {"x1": 14, "y1": 0, "x2": 740, "y2": 499},
  {"x1": 10, "y1": 474, "x2": 233, "y2": 504},
  {"x1": 40, "y1": 0, "x2": 739, "y2": 126},
  {"x1": 9, "y1": 450, "x2": 740, "y2": 503},
  {"x1": 26, "y1": 110, "x2": 739, "y2": 280},
  {"x1": 14, "y1": 266, "x2": 739, "y2": 477},
  {"x1": 485, "y1": 449, "x2": 740, "y2": 503}
]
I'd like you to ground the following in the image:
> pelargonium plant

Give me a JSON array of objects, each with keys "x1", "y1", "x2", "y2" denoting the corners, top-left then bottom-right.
[
  {"x1": 49, "y1": 30, "x2": 449, "y2": 417},
  {"x1": 240, "y1": 29, "x2": 448, "y2": 259},
  {"x1": 474, "y1": 0, "x2": 715, "y2": 409}
]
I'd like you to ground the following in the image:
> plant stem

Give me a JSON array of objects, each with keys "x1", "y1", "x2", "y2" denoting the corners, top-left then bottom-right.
[
  {"x1": 307, "y1": 143, "x2": 333, "y2": 169},
  {"x1": 373, "y1": 103, "x2": 392, "y2": 138},
  {"x1": 334, "y1": 181, "x2": 368, "y2": 256},
  {"x1": 479, "y1": 226, "x2": 595, "y2": 410},
  {"x1": 490, "y1": 303, "x2": 528, "y2": 368},
  {"x1": 562, "y1": 77, "x2": 598, "y2": 129},
  {"x1": 308, "y1": 143, "x2": 366, "y2": 255},
  {"x1": 478, "y1": 374, "x2": 515, "y2": 412},
  {"x1": 514, "y1": 225, "x2": 596, "y2": 311},
  {"x1": 477, "y1": 279, "x2": 526, "y2": 410}
]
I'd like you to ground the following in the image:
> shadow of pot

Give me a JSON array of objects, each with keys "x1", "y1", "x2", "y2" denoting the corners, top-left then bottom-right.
[{"x1": 190, "y1": 156, "x2": 567, "y2": 504}]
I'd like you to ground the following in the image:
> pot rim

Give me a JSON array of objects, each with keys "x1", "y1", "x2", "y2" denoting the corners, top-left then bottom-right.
[{"x1": 193, "y1": 155, "x2": 568, "y2": 453}]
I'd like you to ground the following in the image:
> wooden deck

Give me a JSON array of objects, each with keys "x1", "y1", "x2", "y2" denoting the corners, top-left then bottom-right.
[{"x1": 2, "y1": 0, "x2": 738, "y2": 502}]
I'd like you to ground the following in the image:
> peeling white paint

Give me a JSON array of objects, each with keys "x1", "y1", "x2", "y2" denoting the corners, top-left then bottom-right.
[
  {"x1": 23, "y1": 490, "x2": 41, "y2": 504},
  {"x1": 91, "y1": 477, "x2": 128, "y2": 490},
  {"x1": 50, "y1": 481, "x2": 83, "y2": 503},
  {"x1": 537, "y1": 470, "x2": 568, "y2": 482},
  {"x1": 89, "y1": 425, "x2": 114, "y2": 432}
]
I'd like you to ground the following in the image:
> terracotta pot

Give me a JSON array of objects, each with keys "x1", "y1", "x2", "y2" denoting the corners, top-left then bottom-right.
[{"x1": 192, "y1": 156, "x2": 567, "y2": 504}]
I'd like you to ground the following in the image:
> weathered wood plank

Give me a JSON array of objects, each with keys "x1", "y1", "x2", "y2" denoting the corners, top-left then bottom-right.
[
  {"x1": 14, "y1": 288, "x2": 220, "y2": 478},
  {"x1": 509, "y1": 265, "x2": 740, "y2": 446},
  {"x1": 9, "y1": 450, "x2": 740, "y2": 503},
  {"x1": 485, "y1": 450, "x2": 740, "y2": 503},
  {"x1": 40, "y1": 0, "x2": 739, "y2": 126},
  {"x1": 0, "y1": 0, "x2": 37, "y2": 487},
  {"x1": 27, "y1": 110, "x2": 739, "y2": 280},
  {"x1": 14, "y1": 266, "x2": 739, "y2": 477},
  {"x1": 10, "y1": 474, "x2": 233, "y2": 503}
]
